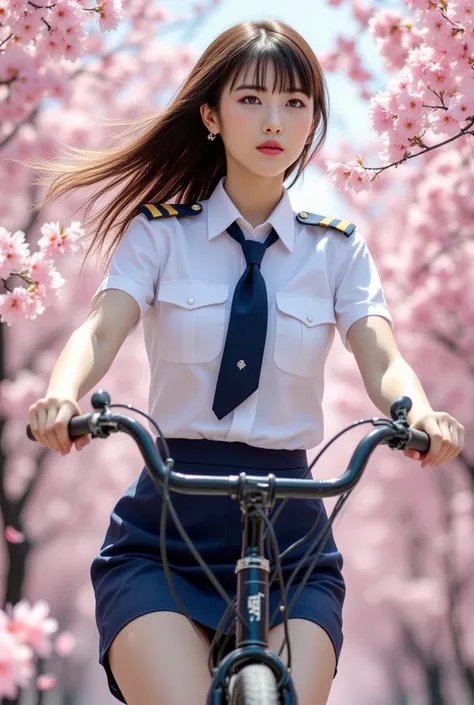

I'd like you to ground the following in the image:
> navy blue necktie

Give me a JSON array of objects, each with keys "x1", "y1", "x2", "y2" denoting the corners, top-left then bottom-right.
[{"x1": 212, "y1": 221, "x2": 279, "y2": 420}]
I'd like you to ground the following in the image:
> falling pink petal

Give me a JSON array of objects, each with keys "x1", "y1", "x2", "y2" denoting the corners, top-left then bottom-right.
[
  {"x1": 54, "y1": 631, "x2": 77, "y2": 657},
  {"x1": 5, "y1": 527, "x2": 25, "y2": 544},
  {"x1": 36, "y1": 674, "x2": 56, "y2": 691}
]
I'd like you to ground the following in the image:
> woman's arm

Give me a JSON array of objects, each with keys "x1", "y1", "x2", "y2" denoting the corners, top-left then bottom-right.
[
  {"x1": 346, "y1": 315, "x2": 465, "y2": 468},
  {"x1": 47, "y1": 288, "x2": 140, "y2": 401},
  {"x1": 346, "y1": 315, "x2": 432, "y2": 422}
]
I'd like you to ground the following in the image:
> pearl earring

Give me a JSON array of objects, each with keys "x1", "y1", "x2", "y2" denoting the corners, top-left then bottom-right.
[{"x1": 207, "y1": 132, "x2": 217, "y2": 142}]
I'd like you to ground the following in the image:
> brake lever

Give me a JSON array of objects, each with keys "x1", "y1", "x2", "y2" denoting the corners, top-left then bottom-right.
[{"x1": 379, "y1": 396, "x2": 416, "y2": 451}]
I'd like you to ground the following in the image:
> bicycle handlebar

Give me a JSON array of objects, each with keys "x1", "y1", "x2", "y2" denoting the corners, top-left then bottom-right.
[{"x1": 26, "y1": 392, "x2": 430, "y2": 501}]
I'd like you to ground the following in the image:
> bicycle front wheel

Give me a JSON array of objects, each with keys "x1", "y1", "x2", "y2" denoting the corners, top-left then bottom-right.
[{"x1": 229, "y1": 664, "x2": 279, "y2": 705}]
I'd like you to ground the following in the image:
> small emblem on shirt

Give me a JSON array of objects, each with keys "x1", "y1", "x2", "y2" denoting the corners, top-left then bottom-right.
[{"x1": 237, "y1": 360, "x2": 246, "y2": 370}]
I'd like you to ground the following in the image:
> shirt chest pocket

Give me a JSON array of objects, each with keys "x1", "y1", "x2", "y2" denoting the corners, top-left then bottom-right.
[
  {"x1": 274, "y1": 294, "x2": 336, "y2": 377},
  {"x1": 156, "y1": 281, "x2": 229, "y2": 364}
]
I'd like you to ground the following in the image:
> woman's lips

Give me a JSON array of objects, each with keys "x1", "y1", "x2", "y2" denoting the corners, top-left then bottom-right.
[{"x1": 257, "y1": 146, "x2": 284, "y2": 156}]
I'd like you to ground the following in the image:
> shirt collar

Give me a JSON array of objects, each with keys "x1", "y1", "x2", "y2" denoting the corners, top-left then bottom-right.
[{"x1": 206, "y1": 177, "x2": 295, "y2": 252}]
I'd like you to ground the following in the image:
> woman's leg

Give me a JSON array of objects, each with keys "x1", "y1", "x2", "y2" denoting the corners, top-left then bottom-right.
[
  {"x1": 268, "y1": 619, "x2": 336, "y2": 705},
  {"x1": 108, "y1": 611, "x2": 212, "y2": 705}
]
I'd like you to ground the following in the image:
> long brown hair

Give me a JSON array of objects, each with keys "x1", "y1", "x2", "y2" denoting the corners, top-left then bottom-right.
[{"x1": 30, "y1": 19, "x2": 329, "y2": 270}]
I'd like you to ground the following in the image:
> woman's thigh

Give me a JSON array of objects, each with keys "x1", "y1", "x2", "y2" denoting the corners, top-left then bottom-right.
[
  {"x1": 108, "y1": 611, "x2": 212, "y2": 705},
  {"x1": 268, "y1": 619, "x2": 336, "y2": 705}
]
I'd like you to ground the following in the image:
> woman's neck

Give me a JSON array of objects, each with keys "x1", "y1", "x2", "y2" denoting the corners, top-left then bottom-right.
[{"x1": 223, "y1": 162, "x2": 285, "y2": 229}]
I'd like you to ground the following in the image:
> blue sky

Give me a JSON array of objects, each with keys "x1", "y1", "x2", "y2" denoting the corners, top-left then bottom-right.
[{"x1": 165, "y1": 0, "x2": 393, "y2": 214}]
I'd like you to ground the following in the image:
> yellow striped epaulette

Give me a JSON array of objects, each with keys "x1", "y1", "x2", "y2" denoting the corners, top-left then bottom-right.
[
  {"x1": 295, "y1": 211, "x2": 356, "y2": 237},
  {"x1": 138, "y1": 202, "x2": 203, "y2": 220}
]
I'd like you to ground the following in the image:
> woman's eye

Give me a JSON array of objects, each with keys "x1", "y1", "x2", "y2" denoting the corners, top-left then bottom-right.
[
  {"x1": 241, "y1": 95, "x2": 304, "y2": 108},
  {"x1": 287, "y1": 98, "x2": 304, "y2": 108}
]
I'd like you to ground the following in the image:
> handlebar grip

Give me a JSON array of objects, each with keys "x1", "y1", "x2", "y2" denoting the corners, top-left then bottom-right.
[
  {"x1": 26, "y1": 415, "x2": 93, "y2": 442},
  {"x1": 406, "y1": 429, "x2": 430, "y2": 453}
]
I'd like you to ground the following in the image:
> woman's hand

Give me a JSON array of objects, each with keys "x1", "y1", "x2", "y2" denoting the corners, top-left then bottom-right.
[
  {"x1": 28, "y1": 395, "x2": 91, "y2": 455},
  {"x1": 404, "y1": 411, "x2": 465, "y2": 468}
]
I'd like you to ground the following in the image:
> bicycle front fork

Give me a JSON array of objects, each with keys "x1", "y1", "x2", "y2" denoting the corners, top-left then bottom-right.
[{"x1": 207, "y1": 499, "x2": 298, "y2": 704}]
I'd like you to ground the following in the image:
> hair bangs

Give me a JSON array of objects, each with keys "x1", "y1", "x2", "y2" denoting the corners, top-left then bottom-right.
[{"x1": 228, "y1": 38, "x2": 315, "y2": 98}]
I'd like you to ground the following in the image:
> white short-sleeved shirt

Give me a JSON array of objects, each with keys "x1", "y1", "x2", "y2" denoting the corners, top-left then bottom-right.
[{"x1": 92, "y1": 177, "x2": 393, "y2": 450}]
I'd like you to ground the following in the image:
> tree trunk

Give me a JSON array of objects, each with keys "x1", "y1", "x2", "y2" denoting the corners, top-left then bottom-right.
[{"x1": 0, "y1": 324, "x2": 20, "y2": 705}]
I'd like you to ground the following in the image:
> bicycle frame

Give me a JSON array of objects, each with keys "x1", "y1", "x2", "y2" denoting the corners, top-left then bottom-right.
[{"x1": 207, "y1": 493, "x2": 298, "y2": 705}]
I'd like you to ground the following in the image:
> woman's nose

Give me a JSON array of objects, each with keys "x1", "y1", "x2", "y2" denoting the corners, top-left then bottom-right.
[{"x1": 262, "y1": 105, "x2": 283, "y2": 133}]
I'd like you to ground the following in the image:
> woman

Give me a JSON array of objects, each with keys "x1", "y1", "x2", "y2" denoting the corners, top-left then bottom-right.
[{"x1": 28, "y1": 19, "x2": 464, "y2": 705}]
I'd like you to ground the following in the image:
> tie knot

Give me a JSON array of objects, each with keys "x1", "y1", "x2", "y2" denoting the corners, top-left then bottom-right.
[{"x1": 242, "y1": 239, "x2": 265, "y2": 267}]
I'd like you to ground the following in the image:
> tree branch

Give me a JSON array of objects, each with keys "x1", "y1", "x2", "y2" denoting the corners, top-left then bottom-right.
[{"x1": 362, "y1": 117, "x2": 474, "y2": 179}]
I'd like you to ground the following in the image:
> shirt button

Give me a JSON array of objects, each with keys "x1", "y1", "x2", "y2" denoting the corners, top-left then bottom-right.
[
  {"x1": 187, "y1": 298, "x2": 195, "y2": 305},
  {"x1": 307, "y1": 315, "x2": 313, "y2": 322}
]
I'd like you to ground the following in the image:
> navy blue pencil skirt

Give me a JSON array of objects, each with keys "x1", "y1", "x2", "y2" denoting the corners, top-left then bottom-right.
[{"x1": 90, "y1": 438, "x2": 346, "y2": 703}]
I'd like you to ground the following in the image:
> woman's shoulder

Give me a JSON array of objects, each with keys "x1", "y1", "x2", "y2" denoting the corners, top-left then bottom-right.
[
  {"x1": 295, "y1": 210, "x2": 356, "y2": 238},
  {"x1": 138, "y1": 201, "x2": 204, "y2": 221}
]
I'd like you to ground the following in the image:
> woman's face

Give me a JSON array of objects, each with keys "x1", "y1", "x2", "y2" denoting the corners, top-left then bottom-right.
[{"x1": 203, "y1": 61, "x2": 315, "y2": 179}]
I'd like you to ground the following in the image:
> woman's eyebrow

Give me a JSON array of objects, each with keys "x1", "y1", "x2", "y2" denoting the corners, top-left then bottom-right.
[{"x1": 233, "y1": 83, "x2": 309, "y2": 95}]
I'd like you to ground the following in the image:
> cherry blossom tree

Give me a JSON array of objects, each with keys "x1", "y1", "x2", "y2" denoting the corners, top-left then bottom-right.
[
  {"x1": 0, "y1": 1, "x2": 221, "y2": 702},
  {"x1": 310, "y1": 1, "x2": 474, "y2": 703},
  {"x1": 324, "y1": 0, "x2": 474, "y2": 192}
]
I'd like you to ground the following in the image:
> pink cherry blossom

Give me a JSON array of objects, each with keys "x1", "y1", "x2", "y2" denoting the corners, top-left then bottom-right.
[
  {"x1": 352, "y1": 0, "x2": 374, "y2": 27},
  {"x1": 62, "y1": 34, "x2": 87, "y2": 62},
  {"x1": 369, "y1": 94, "x2": 394, "y2": 133},
  {"x1": 0, "y1": 627, "x2": 33, "y2": 698},
  {"x1": 10, "y1": 9, "x2": 42, "y2": 43},
  {"x1": 449, "y1": 0, "x2": 474, "y2": 27},
  {"x1": 450, "y1": 95, "x2": 473, "y2": 124},
  {"x1": 393, "y1": 112, "x2": 425, "y2": 140},
  {"x1": 50, "y1": 0, "x2": 85, "y2": 30},
  {"x1": 5, "y1": 600, "x2": 58, "y2": 659},
  {"x1": 0, "y1": 288, "x2": 30, "y2": 326},
  {"x1": 27, "y1": 252, "x2": 58, "y2": 287},
  {"x1": 97, "y1": 0, "x2": 123, "y2": 31},
  {"x1": 37, "y1": 221, "x2": 84, "y2": 259},
  {"x1": 6, "y1": 0, "x2": 28, "y2": 16},
  {"x1": 430, "y1": 110, "x2": 464, "y2": 137},
  {"x1": 21, "y1": 286, "x2": 46, "y2": 320},
  {"x1": 369, "y1": 9, "x2": 403, "y2": 40},
  {"x1": 325, "y1": 161, "x2": 352, "y2": 190},
  {"x1": 0, "y1": 226, "x2": 72, "y2": 323},
  {"x1": 43, "y1": 69, "x2": 71, "y2": 99},
  {"x1": 0, "y1": 2, "x2": 10, "y2": 23},
  {"x1": 409, "y1": 44, "x2": 436, "y2": 83},
  {"x1": 0, "y1": 45, "x2": 31, "y2": 82},
  {"x1": 0, "y1": 229, "x2": 30, "y2": 280},
  {"x1": 397, "y1": 89, "x2": 424, "y2": 116},
  {"x1": 421, "y1": 8, "x2": 457, "y2": 49}
]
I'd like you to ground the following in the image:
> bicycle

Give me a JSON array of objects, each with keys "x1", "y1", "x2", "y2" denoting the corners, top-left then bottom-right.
[{"x1": 27, "y1": 392, "x2": 430, "y2": 705}]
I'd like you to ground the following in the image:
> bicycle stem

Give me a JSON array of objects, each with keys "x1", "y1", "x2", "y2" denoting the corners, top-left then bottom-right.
[{"x1": 235, "y1": 503, "x2": 270, "y2": 650}]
